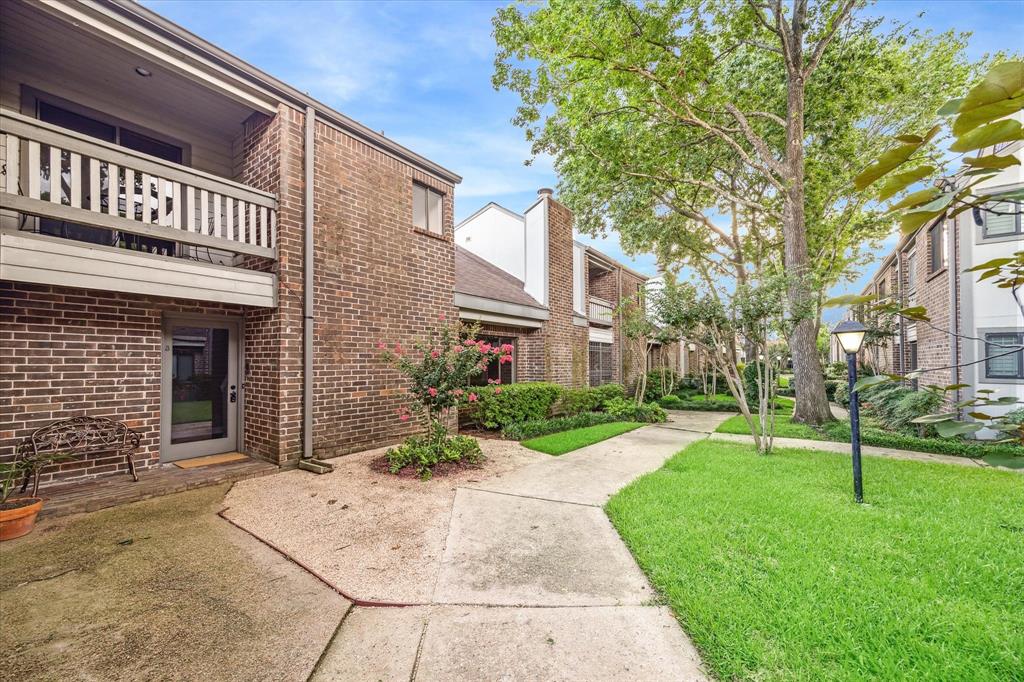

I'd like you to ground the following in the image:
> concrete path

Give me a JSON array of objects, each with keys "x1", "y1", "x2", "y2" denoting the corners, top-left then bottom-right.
[
  {"x1": 311, "y1": 411, "x2": 729, "y2": 681},
  {"x1": 710, "y1": 432, "x2": 1021, "y2": 471}
]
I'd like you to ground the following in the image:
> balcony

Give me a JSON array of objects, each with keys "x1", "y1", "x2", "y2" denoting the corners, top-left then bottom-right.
[
  {"x1": 588, "y1": 296, "x2": 614, "y2": 326},
  {"x1": 1, "y1": 111, "x2": 278, "y2": 307}
]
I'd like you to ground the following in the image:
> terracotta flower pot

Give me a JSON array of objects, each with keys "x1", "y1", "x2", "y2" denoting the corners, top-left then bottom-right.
[{"x1": 0, "y1": 497, "x2": 44, "y2": 541}]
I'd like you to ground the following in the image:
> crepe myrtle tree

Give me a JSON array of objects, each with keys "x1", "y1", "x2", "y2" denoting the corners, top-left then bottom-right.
[
  {"x1": 378, "y1": 317, "x2": 513, "y2": 424},
  {"x1": 617, "y1": 290, "x2": 679, "y2": 405},
  {"x1": 656, "y1": 275, "x2": 787, "y2": 454},
  {"x1": 831, "y1": 61, "x2": 1024, "y2": 444}
]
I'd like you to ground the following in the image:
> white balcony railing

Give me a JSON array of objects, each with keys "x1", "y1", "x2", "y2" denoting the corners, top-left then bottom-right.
[
  {"x1": 1, "y1": 110, "x2": 276, "y2": 259},
  {"x1": 588, "y1": 296, "x2": 614, "y2": 325}
]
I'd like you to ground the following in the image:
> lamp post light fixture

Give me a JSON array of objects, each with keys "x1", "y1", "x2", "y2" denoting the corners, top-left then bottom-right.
[{"x1": 831, "y1": 320, "x2": 868, "y2": 503}]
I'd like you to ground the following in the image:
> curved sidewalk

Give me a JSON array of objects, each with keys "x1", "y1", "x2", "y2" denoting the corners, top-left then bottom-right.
[{"x1": 296, "y1": 412, "x2": 730, "y2": 681}]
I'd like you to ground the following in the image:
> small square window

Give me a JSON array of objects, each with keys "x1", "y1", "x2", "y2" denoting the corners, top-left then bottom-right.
[
  {"x1": 413, "y1": 183, "x2": 443, "y2": 235},
  {"x1": 984, "y1": 332, "x2": 1024, "y2": 380},
  {"x1": 981, "y1": 200, "x2": 1022, "y2": 239}
]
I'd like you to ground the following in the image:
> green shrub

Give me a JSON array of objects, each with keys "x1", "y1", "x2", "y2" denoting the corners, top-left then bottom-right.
[
  {"x1": 777, "y1": 386, "x2": 796, "y2": 398},
  {"x1": 642, "y1": 370, "x2": 680, "y2": 401},
  {"x1": 742, "y1": 363, "x2": 761, "y2": 406},
  {"x1": 472, "y1": 382, "x2": 563, "y2": 429},
  {"x1": 386, "y1": 422, "x2": 482, "y2": 480},
  {"x1": 824, "y1": 379, "x2": 843, "y2": 402},
  {"x1": 834, "y1": 381, "x2": 850, "y2": 408},
  {"x1": 661, "y1": 394, "x2": 742, "y2": 412},
  {"x1": 822, "y1": 420, "x2": 1024, "y2": 460},
  {"x1": 555, "y1": 383, "x2": 626, "y2": 416},
  {"x1": 604, "y1": 397, "x2": 668, "y2": 423},
  {"x1": 778, "y1": 375, "x2": 790, "y2": 388},
  {"x1": 826, "y1": 361, "x2": 848, "y2": 379},
  {"x1": 892, "y1": 390, "x2": 944, "y2": 436},
  {"x1": 502, "y1": 411, "x2": 621, "y2": 440}
]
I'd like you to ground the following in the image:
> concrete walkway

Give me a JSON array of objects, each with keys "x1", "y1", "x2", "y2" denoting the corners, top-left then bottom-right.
[
  {"x1": 710, "y1": 431, "x2": 1020, "y2": 471},
  {"x1": 309, "y1": 411, "x2": 729, "y2": 681}
]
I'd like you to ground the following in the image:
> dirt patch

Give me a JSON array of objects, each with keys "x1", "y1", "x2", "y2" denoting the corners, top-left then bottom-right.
[
  {"x1": 369, "y1": 452, "x2": 488, "y2": 479},
  {"x1": 0, "y1": 485, "x2": 349, "y2": 682},
  {"x1": 222, "y1": 438, "x2": 545, "y2": 604}
]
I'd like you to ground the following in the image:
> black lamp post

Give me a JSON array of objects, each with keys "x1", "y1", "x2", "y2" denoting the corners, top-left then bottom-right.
[{"x1": 832, "y1": 320, "x2": 868, "y2": 503}]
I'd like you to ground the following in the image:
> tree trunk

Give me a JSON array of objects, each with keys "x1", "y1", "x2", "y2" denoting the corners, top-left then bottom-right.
[{"x1": 783, "y1": 68, "x2": 833, "y2": 426}]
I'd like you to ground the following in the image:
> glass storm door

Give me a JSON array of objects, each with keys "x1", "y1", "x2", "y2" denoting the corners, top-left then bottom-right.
[{"x1": 161, "y1": 318, "x2": 239, "y2": 461}]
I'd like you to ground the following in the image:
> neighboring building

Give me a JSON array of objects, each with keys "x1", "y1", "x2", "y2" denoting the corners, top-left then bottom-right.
[
  {"x1": 0, "y1": 0, "x2": 461, "y2": 486},
  {"x1": 455, "y1": 190, "x2": 681, "y2": 390},
  {"x1": 851, "y1": 128, "x2": 1023, "y2": 430}
]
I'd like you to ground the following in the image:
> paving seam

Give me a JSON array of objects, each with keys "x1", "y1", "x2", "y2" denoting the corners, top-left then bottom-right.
[
  {"x1": 456, "y1": 485, "x2": 603, "y2": 508},
  {"x1": 409, "y1": 618, "x2": 430, "y2": 682},
  {"x1": 306, "y1": 602, "x2": 355, "y2": 682}
]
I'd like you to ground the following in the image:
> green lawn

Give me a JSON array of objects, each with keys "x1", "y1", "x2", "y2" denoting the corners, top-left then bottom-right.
[
  {"x1": 715, "y1": 411, "x2": 823, "y2": 440},
  {"x1": 171, "y1": 400, "x2": 212, "y2": 425},
  {"x1": 606, "y1": 440, "x2": 1024, "y2": 681},
  {"x1": 521, "y1": 421, "x2": 645, "y2": 455}
]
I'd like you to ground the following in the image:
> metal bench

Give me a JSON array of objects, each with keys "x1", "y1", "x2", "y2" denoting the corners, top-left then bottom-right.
[{"x1": 16, "y1": 416, "x2": 141, "y2": 496}]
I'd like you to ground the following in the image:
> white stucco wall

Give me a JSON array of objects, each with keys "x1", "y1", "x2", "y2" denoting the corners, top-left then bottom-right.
[{"x1": 523, "y1": 198, "x2": 549, "y2": 306}]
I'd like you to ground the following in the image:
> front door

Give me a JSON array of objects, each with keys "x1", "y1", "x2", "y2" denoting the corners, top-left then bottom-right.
[{"x1": 161, "y1": 317, "x2": 240, "y2": 462}]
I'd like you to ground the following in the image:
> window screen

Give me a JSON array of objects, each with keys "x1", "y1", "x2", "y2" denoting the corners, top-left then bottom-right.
[{"x1": 413, "y1": 183, "x2": 443, "y2": 234}]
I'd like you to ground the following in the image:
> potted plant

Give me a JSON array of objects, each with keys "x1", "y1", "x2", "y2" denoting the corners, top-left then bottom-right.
[{"x1": 0, "y1": 458, "x2": 45, "y2": 541}]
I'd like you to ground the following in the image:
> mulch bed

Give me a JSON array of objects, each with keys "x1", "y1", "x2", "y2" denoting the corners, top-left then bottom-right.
[{"x1": 368, "y1": 453, "x2": 487, "y2": 479}]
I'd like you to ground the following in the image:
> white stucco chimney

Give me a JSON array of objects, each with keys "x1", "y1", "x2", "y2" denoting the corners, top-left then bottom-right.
[{"x1": 522, "y1": 190, "x2": 552, "y2": 306}]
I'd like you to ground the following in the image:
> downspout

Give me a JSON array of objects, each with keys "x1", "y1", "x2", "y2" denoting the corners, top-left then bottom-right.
[
  {"x1": 304, "y1": 106, "x2": 314, "y2": 461},
  {"x1": 948, "y1": 216, "x2": 961, "y2": 405},
  {"x1": 298, "y1": 106, "x2": 332, "y2": 474}
]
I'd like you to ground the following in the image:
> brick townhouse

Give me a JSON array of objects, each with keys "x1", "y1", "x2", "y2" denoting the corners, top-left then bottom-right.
[
  {"x1": 454, "y1": 190, "x2": 682, "y2": 390},
  {"x1": 0, "y1": 0, "x2": 462, "y2": 487},
  {"x1": 844, "y1": 134, "x2": 1023, "y2": 429}
]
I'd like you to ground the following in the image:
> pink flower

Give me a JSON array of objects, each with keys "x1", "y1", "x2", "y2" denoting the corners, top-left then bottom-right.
[
  {"x1": 454, "y1": 345, "x2": 464, "y2": 353},
  {"x1": 376, "y1": 341, "x2": 386, "y2": 350},
  {"x1": 430, "y1": 350, "x2": 440, "y2": 359},
  {"x1": 468, "y1": 393, "x2": 478, "y2": 402},
  {"x1": 428, "y1": 387, "x2": 438, "y2": 397},
  {"x1": 494, "y1": 387, "x2": 502, "y2": 394},
  {"x1": 454, "y1": 389, "x2": 464, "y2": 397},
  {"x1": 463, "y1": 339, "x2": 476, "y2": 346},
  {"x1": 439, "y1": 313, "x2": 446, "y2": 321},
  {"x1": 501, "y1": 343, "x2": 514, "y2": 354},
  {"x1": 394, "y1": 343, "x2": 403, "y2": 355},
  {"x1": 399, "y1": 413, "x2": 410, "y2": 422}
]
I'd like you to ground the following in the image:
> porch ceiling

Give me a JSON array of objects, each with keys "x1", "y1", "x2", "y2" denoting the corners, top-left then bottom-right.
[{"x1": 0, "y1": 1, "x2": 261, "y2": 144}]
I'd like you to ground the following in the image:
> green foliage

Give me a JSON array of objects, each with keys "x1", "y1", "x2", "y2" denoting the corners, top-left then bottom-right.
[
  {"x1": 778, "y1": 375, "x2": 790, "y2": 389},
  {"x1": 822, "y1": 420, "x2": 1024, "y2": 460},
  {"x1": 660, "y1": 393, "x2": 740, "y2": 412},
  {"x1": 642, "y1": 369, "x2": 681, "y2": 402},
  {"x1": 603, "y1": 397, "x2": 667, "y2": 423},
  {"x1": 472, "y1": 382, "x2": 563, "y2": 429},
  {"x1": 607, "y1": 440, "x2": 1024, "y2": 681},
  {"x1": 742, "y1": 363, "x2": 761, "y2": 407},
  {"x1": 824, "y1": 379, "x2": 843, "y2": 402},
  {"x1": 386, "y1": 421, "x2": 482, "y2": 480},
  {"x1": 557, "y1": 383, "x2": 626, "y2": 416},
  {"x1": 522, "y1": 422, "x2": 646, "y2": 456},
  {"x1": 834, "y1": 381, "x2": 850, "y2": 408},
  {"x1": 502, "y1": 412, "x2": 622, "y2": 441}
]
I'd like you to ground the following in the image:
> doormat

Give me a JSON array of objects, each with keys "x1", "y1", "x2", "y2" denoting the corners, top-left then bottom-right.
[{"x1": 174, "y1": 452, "x2": 248, "y2": 469}]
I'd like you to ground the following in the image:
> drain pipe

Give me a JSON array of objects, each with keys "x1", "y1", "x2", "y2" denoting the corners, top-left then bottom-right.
[{"x1": 299, "y1": 106, "x2": 332, "y2": 474}]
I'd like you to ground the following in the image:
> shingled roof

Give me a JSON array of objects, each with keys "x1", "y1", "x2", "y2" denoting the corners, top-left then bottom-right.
[{"x1": 455, "y1": 246, "x2": 545, "y2": 309}]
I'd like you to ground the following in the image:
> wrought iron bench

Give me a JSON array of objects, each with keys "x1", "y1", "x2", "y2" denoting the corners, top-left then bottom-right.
[{"x1": 15, "y1": 416, "x2": 141, "y2": 496}]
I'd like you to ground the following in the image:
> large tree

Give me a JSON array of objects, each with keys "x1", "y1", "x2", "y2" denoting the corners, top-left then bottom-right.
[{"x1": 493, "y1": 0, "x2": 977, "y2": 424}]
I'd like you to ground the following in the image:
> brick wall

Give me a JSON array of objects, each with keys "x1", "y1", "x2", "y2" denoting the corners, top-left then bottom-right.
[
  {"x1": 0, "y1": 282, "x2": 246, "y2": 487},
  {"x1": 308, "y1": 119, "x2": 457, "y2": 459},
  {"x1": 473, "y1": 322, "x2": 543, "y2": 383}
]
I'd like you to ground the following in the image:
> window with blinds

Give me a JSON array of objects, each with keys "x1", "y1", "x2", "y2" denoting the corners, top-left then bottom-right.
[
  {"x1": 589, "y1": 342, "x2": 614, "y2": 387},
  {"x1": 982, "y1": 200, "x2": 1021, "y2": 239}
]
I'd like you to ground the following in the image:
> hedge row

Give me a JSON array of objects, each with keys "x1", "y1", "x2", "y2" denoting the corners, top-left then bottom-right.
[{"x1": 503, "y1": 411, "x2": 628, "y2": 441}]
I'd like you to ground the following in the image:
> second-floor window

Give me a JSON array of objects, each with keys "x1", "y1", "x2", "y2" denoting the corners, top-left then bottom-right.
[
  {"x1": 985, "y1": 332, "x2": 1024, "y2": 380},
  {"x1": 980, "y1": 200, "x2": 1022, "y2": 239},
  {"x1": 413, "y1": 183, "x2": 443, "y2": 235},
  {"x1": 928, "y1": 222, "x2": 947, "y2": 274},
  {"x1": 905, "y1": 250, "x2": 917, "y2": 304}
]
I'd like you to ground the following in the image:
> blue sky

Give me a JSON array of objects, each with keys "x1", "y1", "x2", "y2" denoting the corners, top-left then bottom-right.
[{"x1": 147, "y1": 0, "x2": 1023, "y2": 308}]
